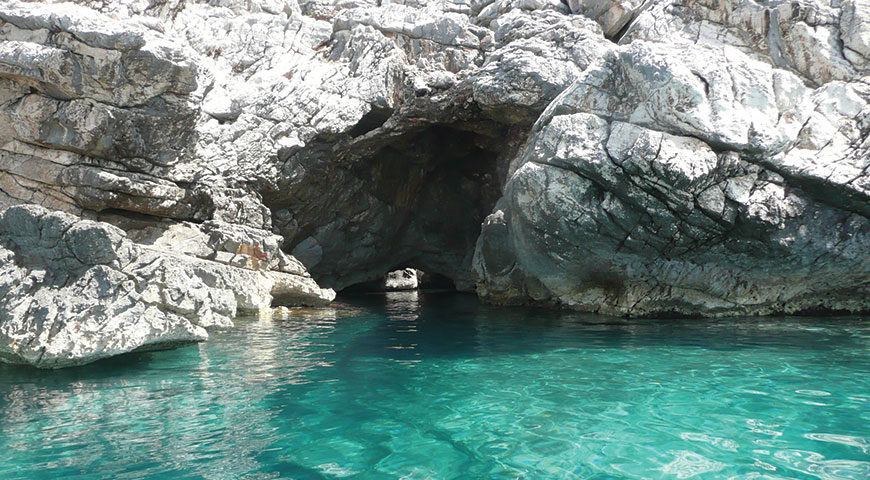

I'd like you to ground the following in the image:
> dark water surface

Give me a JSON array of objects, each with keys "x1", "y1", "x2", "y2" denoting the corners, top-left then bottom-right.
[{"x1": 1, "y1": 292, "x2": 868, "y2": 479}]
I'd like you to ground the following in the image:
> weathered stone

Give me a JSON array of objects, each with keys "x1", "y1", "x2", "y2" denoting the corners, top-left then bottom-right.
[
  {"x1": 473, "y1": 40, "x2": 870, "y2": 316},
  {"x1": 0, "y1": 205, "x2": 334, "y2": 368},
  {"x1": 0, "y1": 0, "x2": 866, "y2": 339},
  {"x1": 567, "y1": 0, "x2": 646, "y2": 38},
  {"x1": 384, "y1": 268, "x2": 419, "y2": 291},
  {"x1": 2, "y1": 0, "x2": 610, "y2": 294},
  {"x1": 621, "y1": 0, "x2": 870, "y2": 86}
]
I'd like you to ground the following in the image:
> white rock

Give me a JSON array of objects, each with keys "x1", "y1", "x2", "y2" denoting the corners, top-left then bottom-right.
[{"x1": 0, "y1": 205, "x2": 334, "y2": 368}]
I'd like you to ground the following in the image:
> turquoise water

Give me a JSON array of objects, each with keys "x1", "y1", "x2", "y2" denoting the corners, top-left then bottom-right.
[{"x1": 1, "y1": 292, "x2": 869, "y2": 479}]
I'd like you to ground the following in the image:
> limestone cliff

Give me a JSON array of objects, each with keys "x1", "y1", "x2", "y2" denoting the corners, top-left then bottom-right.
[{"x1": 0, "y1": 0, "x2": 867, "y2": 365}]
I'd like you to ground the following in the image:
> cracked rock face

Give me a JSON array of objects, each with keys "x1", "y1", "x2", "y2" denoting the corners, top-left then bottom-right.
[
  {"x1": 1, "y1": 0, "x2": 609, "y2": 296},
  {"x1": 0, "y1": 205, "x2": 334, "y2": 368},
  {"x1": 0, "y1": 0, "x2": 867, "y2": 356},
  {"x1": 474, "y1": 36, "x2": 870, "y2": 316}
]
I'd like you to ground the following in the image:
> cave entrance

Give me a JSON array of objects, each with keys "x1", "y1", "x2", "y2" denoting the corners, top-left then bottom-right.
[{"x1": 267, "y1": 115, "x2": 529, "y2": 295}]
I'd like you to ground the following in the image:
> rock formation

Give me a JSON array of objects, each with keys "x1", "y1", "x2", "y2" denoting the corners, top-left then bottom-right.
[
  {"x1": 0, "y1": 0, "x2": 867, "y2": 365},
  {"x1": 384, "y1": 268, "x2": 419, "y2": 291},
  {"x1": 474, "y1": 0, "x2": 870, "y2": 316},
  {"x1": 0, "y1": 204, "x2": 333, "y2": 367}
]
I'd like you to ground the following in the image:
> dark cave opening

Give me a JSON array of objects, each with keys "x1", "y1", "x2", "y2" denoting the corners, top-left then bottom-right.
[
  {"x1": 267, "y1": 118, "x2": 527, "y2": 293},
  {"x1": 418, "y1": 270, "x2": 457, "y2": 290},
  {"x1": 340, "y1": 123, "x2": 510, "y2": 290},
  {"x1": 347, "y1": 106, "x2": 394, "y2": 137}
]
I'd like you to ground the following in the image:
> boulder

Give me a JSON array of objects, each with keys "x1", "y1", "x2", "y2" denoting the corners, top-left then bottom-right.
[
  {"x1": 0, "y1": 205, "x2": 333, "y2": 368},
  {"x1": 384, "y1": 268, "x2": 419, "y2": 291},
  {"x1": 473, "y1": 41, "x2": 870, "y2": 316}
]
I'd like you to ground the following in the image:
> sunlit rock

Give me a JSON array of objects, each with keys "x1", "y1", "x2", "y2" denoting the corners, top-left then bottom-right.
[{"x1": 0, "y1": 205, "x2": 333, "y2": 368}]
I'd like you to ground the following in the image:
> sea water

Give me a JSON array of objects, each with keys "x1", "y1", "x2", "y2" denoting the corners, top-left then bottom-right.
[{"x1": 1, "y1": 292, "x2": 868, "y2": 479}]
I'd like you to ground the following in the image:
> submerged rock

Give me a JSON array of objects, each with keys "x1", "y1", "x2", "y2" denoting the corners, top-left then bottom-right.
[{"x1": 0, "y1": 205, "x2": 333, "y2": 368}]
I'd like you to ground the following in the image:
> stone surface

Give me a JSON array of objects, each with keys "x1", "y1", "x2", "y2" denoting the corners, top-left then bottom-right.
[
  {"x1": 473, "y1": 39, "x2": 870, "y2": 316},
  {"x1": 621, "y1": 0, "x2": 870, "y2": 86},
  {"x1": 384, "y1": 268, "x2": 419, "y2": 291},
  {"x1": 0, "y1": 0, "x2": 866, "y2": 338},
  {"x1": 0, "y1": 0, "x2": 610, "y2": 293},
  {"x1": 567, "y1": 0, "x2": 646, "y2": 39},
  {"x1": 0, "y1": 205, "x2": 333, "y2": 368}
]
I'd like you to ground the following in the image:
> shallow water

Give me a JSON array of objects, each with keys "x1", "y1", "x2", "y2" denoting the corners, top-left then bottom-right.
[{"x1": 1, "y1": 292, "x2": 869, "y2": 479}]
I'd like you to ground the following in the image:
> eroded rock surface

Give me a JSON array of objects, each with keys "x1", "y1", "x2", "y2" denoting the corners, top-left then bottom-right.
[
  {"x1": 0, "y1": 0, "x2": 867, "y2": 343},
  {"x1": 474, "y1": 35, "x2": 870, "y2": 316},
  {"x1": 0, "y1": 205, "x2": 333, "y2": 368},
  {"x1": 1, "y1": 0, "x2": 613, "y2": 293}
]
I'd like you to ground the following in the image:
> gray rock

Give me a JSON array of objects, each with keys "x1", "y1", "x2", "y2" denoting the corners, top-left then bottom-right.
[
  {"x1": 0, "y1": 0, "x2": 866, "y2": 326},
  {"x1": 384, "y1": 268, "x2": 419, "y2": 291},
  {"x1": 621, "y1": 0, "x2": 870, "y2": 86},
  {"x1": 0, "y1": 205, "x2": 334, "y2": 368},
  {"x1": 567, "y1": 0, "x2": 646, "y2": 38},
  {"x1": 473, "y1": 40, "x2": 870, "y2": 316},
  {"x1": 0, "y1": 0, "x2": 609, "y2": 294}
]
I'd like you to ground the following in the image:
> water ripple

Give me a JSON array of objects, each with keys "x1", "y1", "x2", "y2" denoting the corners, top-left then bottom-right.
[{"x1": 0, "y1": 295, "x2": 868, "y2": 479}]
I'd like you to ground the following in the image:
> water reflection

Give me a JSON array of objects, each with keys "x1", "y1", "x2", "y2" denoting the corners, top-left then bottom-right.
[
  {"x1": 0, "y1": 294, "x2": 867, "y2": 479},
  {"x1": 339, "y1": 293, "x2": 870, "y2": 363}
]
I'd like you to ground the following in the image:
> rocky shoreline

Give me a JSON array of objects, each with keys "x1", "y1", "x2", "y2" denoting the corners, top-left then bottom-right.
[
  {"x1": 0, "y1": 204, "x2": 333, "y2": 367},
  {"x1": 0, "y1": 0, "x2": 867, "y2": 367}
]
